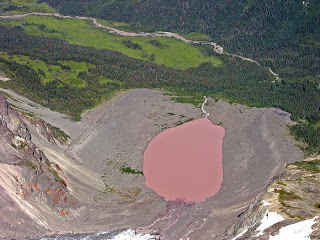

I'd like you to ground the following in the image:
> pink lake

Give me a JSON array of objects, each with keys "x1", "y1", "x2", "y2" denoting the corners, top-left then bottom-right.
[{"x1": 143, "y1": 118, "x2": 225, "y2": 203}]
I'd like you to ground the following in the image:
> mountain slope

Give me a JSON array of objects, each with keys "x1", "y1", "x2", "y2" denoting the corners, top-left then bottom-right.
[
  {"x1": 40, "y1": 0, "x2": 320, "y2": 83},
  {"x1": 0, "y1": 2, "x2": 320, "y2": 153}
]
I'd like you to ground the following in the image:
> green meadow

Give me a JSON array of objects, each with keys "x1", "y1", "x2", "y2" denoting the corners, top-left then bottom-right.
[
  {"x1": 1, "y1": 15, "x2": 223, "y2": 70},
  {"x1": 0, "y1": 0, "x2": 55, "y2": 14},
  {"x1": 0, "y1": 52, "x2": 93, "y2": 88}
]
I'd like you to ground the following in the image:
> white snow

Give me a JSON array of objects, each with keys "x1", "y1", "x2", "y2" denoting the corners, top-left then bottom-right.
[
  {"x1": 109, "y1": 229, "x2": 154, "y2": 240},
  {"x1": 255, "y1": 201, "x2": 318, "y2": 240},
  {"x1": 256, "y1": 201, "x2": 285, "y2": 236},
  {"x1": 42, "y1": 229, "x2": 156, "y2": 240},
  {"x1": 256, "y1": 211, "x2": 285, "y2": 236},
  {"x1": 231, "y1": 228, "x2": 248, "y2": 240},
  {"x1": 262, "y1": 200, "x2": 272, "y2": 206},
  {"x1": 270, "y1": 217, "x2": 318, "y2": 240}
]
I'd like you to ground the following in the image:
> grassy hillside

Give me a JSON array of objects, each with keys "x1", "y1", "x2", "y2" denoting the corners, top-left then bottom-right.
[
  {"x1": 0, "y1": 25, "x2": 273, "y2": 120},
  {"x1": 1, "y1": 1, "x2": 320, "y2": 154},
  {"x1": 0, "y1": 16, "x2": 222, "y2": 70},
  {"x1": 0, "y1": 52, "x2": 93, "y2": 87},
  {"x1": 41, "y1": 0, "x2": 320, "y2": 84},
  {"x1": 0, "y1": 0, "x2": 54, "y2": 14}
]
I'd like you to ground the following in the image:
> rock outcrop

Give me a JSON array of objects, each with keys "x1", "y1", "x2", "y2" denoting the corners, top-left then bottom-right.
[
  {"x1": 0, "y1": 90, "x2": 309, "y2": 240},
  {"x1": 0, "y1": 95, "x2": 77, "y2": 239},
  {"x1": 228, "y1": 156, "x2": 320, "y2": 240}
]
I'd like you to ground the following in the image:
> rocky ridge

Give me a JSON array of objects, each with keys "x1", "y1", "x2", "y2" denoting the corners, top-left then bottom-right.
[
  {"x1": 228, "y1": 156, "x2": 320, "y2": 240},
  {"x1": 0, "y1": 95, "x2": 77, "y2": 239},
  {"x1": 0, "y1": 90, "x2": 309, "y2": 240}
]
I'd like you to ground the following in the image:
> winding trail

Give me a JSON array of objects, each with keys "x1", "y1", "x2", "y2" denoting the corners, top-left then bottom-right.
[
  {"x1": 0, "y1": 12, "x2": 279, "y2": 78},
  {"x1": 0, "y1": 76, "x2": 11, "y2": 82},
  {"x1": 201, "y1": 96, "x2": 210, "y2": 118},
  {"x1": 268, "y1": 67, "x2": 280, "y2": 81},
  {"x1": 0, "y1": 12, "x2": 223, "y2": 54}
]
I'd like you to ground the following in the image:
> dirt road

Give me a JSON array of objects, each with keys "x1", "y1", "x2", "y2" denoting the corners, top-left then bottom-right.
[
  {"x1": 0, "y1": 12, "x2": 279, "y2": 78},
  {"x1": 201, "y1": 96, "x2": 210, "y2": 118}
]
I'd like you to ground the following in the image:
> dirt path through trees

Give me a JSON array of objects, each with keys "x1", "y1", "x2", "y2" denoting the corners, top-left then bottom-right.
[{"x1": 0, "y1": 12, "x2": 278, "y2": 79}]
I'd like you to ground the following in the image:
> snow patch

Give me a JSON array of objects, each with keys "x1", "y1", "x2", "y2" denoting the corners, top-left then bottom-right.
[
  {"x1": 256, "y1": 211, "x2": 285, "y2": 236},
  {"x1": 270, "y1": 217, "x2": 318, "y2": 240},
  {"x1": 262, "y1": 200, "x2": 272, "y2": 206},
  {"x1": 231, "y1": 228, "x2": 248, "y2": 240},
  {"x1": 110, "y1": 229, "x2": 154, "y2": 240},
  {"x1": 256, "y1": 201, "x2": 285, "y2": 236},
  {"x1": 39, "y1": 229, "x2": 155, "y2": 240}
]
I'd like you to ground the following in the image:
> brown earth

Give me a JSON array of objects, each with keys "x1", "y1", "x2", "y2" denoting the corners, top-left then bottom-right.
[{"x1": 0, "y1": 89, "x2": 303, "y2": 240}]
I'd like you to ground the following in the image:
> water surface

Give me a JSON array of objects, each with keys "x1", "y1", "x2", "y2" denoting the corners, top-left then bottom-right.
[{"x1": 144, "y1": 118, "x2": 225, "y2": 202}]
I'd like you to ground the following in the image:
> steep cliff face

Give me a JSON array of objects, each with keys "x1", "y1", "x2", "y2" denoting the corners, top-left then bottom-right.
[
  {"x1": 0, "y1": 95, "x2": 77, "y2": 239},
  {"x1": 227, "y1": 157, "x2": 320, "y2": 240},
  {"x1": 261, "y1": 157, "x2": 320, "y2": 239}
]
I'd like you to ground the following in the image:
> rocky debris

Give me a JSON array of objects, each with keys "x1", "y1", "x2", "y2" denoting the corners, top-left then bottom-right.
[
  {"x1": 25, "y1": 116, "x2": 71, "y2": 145},
  {"x1": 311, "y1": 218, "x2": 320, "y2": 240},
  {"x1": 0, "y1": 90, "x2": 305, "y2": 240},
  {"x1": 223, "y1": 195, "x2": 267, "y2": 240},
  {"x1": 264, "y1": 158, "x2": 320, "y2": 220},
  {"x1": 230, "y1": 157, "x2": 320, "y2": 240},
  {"x1": 0, "y1": 95, "x2": 78, "y2": 238},
  {"x1": 225, "y1": 154, "x2": 320, "y2": 240},
  {"x1": 4, "y1": 98, "x2": 71, "y2": 146},
  {"x1": 0, "y1": 94, "x2": 31, "y2": 141}
]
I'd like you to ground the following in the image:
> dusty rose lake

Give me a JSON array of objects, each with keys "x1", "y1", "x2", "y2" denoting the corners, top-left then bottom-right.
[{"x1": 143, "y1": 118, "x2": 225, "y2": 203}]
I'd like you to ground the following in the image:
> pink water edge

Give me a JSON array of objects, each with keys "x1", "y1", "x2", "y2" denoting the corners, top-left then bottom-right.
[{"x1": 143, "y1": 118, "x2": 225, "y2": 203}]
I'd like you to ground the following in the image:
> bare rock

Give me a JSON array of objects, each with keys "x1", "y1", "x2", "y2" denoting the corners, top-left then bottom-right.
[{"x1": 0, "y1": 95, "x2": 78, "y2": 239}]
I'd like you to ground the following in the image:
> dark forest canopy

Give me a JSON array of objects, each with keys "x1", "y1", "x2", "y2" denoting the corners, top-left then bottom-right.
[
  {"x1": 40, "y1": 0, "x2": 319, "y2": 35},
  {"x1": 1, "y1": 1, "x2": 320, "y2": 152},
  {"x1": 39, "y1": 0, "x2": 320, "y2": 85},
  {"x1": 36, "y1": 0, "x2": 320, "y2": 153},
  {"x1": 40, "y1": 0, "x2": 320, "y2": 48},
  {"x1": 1, "y1": 25, "x2": 320, "y2": 152}
]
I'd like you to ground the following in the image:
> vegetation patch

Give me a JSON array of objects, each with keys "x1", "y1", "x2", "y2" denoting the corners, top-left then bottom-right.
[
  {"x1": 183, "y1": 32, "x2": 210, "y2": 41},
  {"x1": 47, "y1": 124, "x2": 70, "y2": 144},
  {"x1": 0, "y1": 0, "x2": 55, "y2": 15},
  {"x1": 290, "y1": 121, "x2": 320, "y2": 155},
  {"x1": 274, "y1": 189, "x2": 302, "y2": 202},
  {"x1": 49, "y1": 167, "x2": 66, "y2": 187},
  {"x1": 20, "y1": 160, "x2": 37, "y2": 169},
  {"x1": 0, "y1": 15, "x2": 223, "y2": 70},
  {"x1": 292, "y1": 160, "x2": 320, "y2": 173},
  {"x1": 120, "y1": 164, "x2": 144, "y2": 176},
  {"x1": 0, "y1": 52, "x2": 92, "y2": 87},
  {"x1": 148, "y1": 39, "x2": 167, "y2": 48},
  {"x1": 122, "y1": 40, "x2": 142, "y2": 50},
  {"x1": 1, "y1": 25, "x2": 320, "y2": 154},
  {"x1": 276, "y1": 181, "x2": 287, "y2": 187}
]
